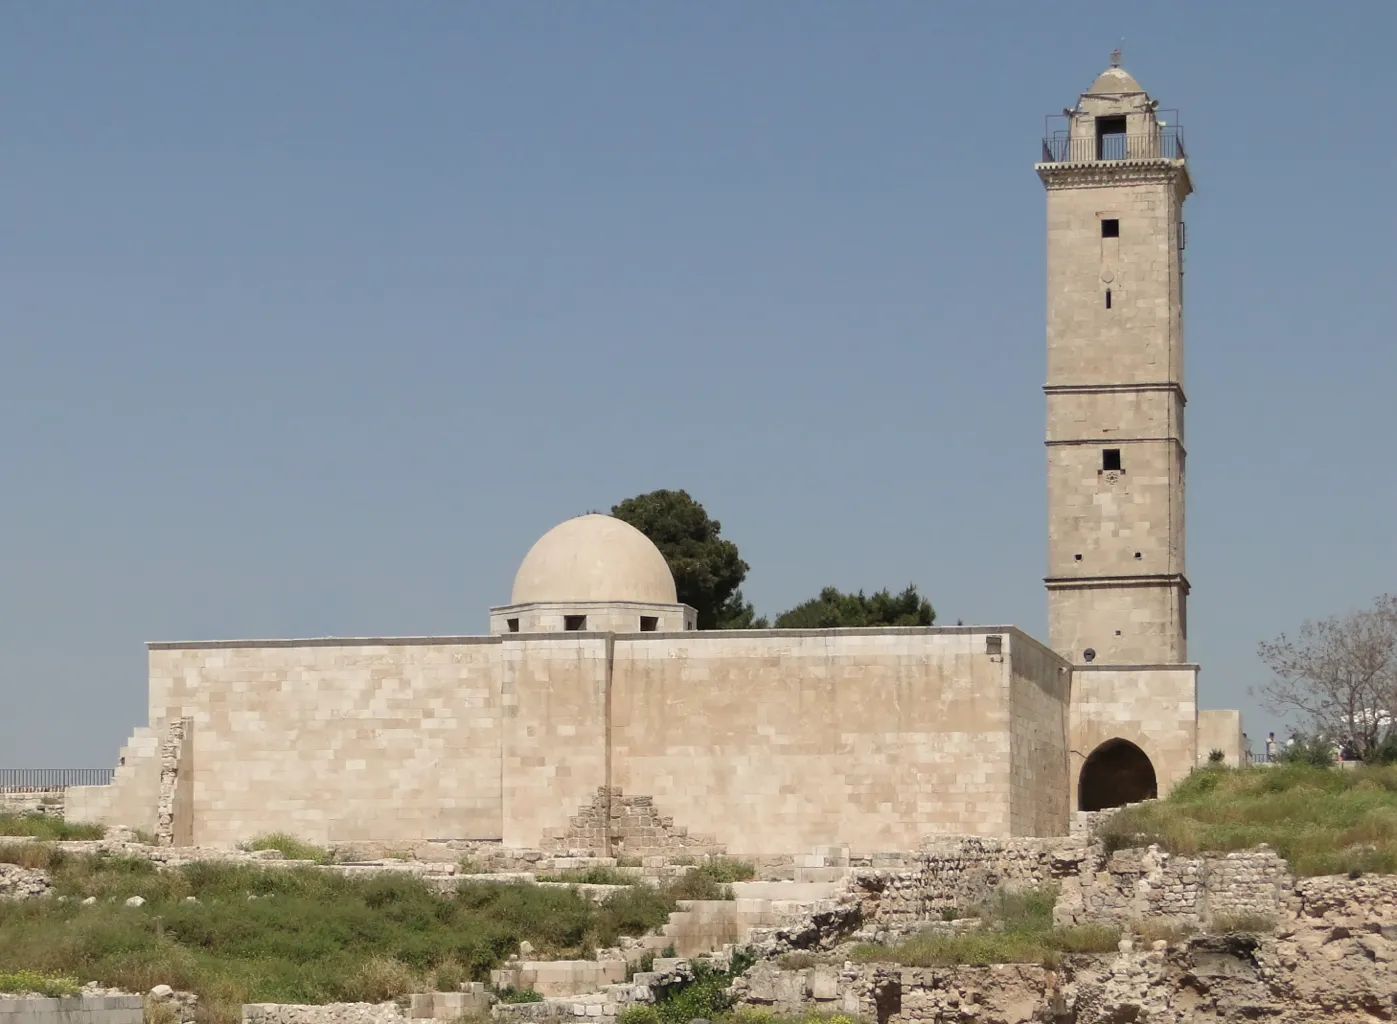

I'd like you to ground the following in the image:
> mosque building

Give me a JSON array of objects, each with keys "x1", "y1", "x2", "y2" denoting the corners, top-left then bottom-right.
[{"x1": 67, "y1": 58, "x2": 1243, "y2": 855}]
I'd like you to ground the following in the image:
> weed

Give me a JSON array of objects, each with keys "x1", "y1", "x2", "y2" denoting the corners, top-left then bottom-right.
[
  {"x1": 0, "y1": 969, "x2": 81, "y2": 996},
  {"x1": 0, "y1": 814, "x2": 103, "y2": 841},
  {"x1": 242, "y1": 833, "x2": 330, "y2": 865},
  {"x1": 144, "y1": 998, "x2": 179, "y2": 1024},
  {"x1": 618, "y1": 1007, "x2": 661, "y2": 1024},
  {"x1": 1129, "y1": 919, "x2": 1195, "y2": 944},
  {"x1": 429, "y1": 960, "x2": 468, "y2": 992},
  {"x1": 495, "y1": 988, "x2": 543, "y2": 1004},
  {"x1": 695, "y1": 858, "x2": 756, "y2": 884},
  {"x1": 0, "y1": 842, "x2": 64, "y2": 871},
  {"x1": 616, "y1": 856, "x2": 642, "y2": 868},
  {"x1": 537, "y1": 866, "x2": 636, "y2": 886}
]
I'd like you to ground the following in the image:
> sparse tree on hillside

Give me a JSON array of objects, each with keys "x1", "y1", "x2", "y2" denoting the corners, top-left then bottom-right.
[
  {"x1": 1256, "y1": 595, "x2": 1397, "y2": 762},
  {"x1": 773, "y1": 584, "x2": 935, "y2": 629},
  {"x1": 611, "y1": 489, "x2": 765, "y2": 629}
]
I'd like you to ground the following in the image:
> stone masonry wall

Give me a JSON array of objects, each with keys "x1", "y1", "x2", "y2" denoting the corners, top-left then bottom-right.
[
  {"x1": 541, "y1": 788, "x2": 722, "y2": 856},
  {"x1": 0, "y1": 996, "x2": 143, "y2": 1024}
]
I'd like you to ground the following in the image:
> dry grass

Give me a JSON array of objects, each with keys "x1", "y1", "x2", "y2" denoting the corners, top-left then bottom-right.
[
  {"x1": 0, "y1": 842, "x2": 63, "y2": 870},
  {"x1": 1099, "y1": 763, "x2": 1397, "y2": 876},
  {"x1": 851, "y1": 885, "x2": 1120, "y2": 967},
  {"x1": 0, "y1": 814, "x2": 103, "y2": 841},
  {"x1": 1209, "y1": 912, "x2": 1277, "y2": 934}
]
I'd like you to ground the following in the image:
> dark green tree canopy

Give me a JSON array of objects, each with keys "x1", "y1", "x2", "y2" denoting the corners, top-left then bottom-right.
[
  {"x1": 772, "y1": 585, "x2": 935, "y2": 629},
  {"x1": 611, "y1": 489, "x2": 762, "y2": 629}
]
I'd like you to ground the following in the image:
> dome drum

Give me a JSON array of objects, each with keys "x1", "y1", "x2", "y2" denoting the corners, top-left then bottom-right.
[{"x1": 492, "y1": 514, "x2": 694, "y2": 635}]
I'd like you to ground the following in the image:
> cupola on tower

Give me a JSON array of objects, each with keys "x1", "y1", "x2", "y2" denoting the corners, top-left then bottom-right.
[{"x1": 1037, "y1": 53, "x2": 1193, "y2": 668}]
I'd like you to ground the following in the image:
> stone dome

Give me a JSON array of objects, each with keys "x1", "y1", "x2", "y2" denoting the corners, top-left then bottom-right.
[
  {"x1": 510, "y1": 514, "x2": 678, "y2": 605},
  {"x1": 1087, "y1": 65, "x2": 1144, "y2": 95}
]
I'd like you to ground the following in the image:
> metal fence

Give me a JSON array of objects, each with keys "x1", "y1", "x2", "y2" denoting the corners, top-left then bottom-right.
[
  {"x1": 1041, "y1": 126, "x2": 1186, "y2": 163},
  {"x1": 0, "y1": 768, "x2": 114, "y2": 791}
]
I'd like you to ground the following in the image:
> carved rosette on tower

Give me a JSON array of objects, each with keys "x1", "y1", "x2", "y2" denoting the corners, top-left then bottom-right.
[{"x1": 1037, "y1": 57, "x2": 1193, "y2": 668}]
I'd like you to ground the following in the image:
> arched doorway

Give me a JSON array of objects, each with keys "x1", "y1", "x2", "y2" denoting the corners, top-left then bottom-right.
[{"x1": 1078, "y1": 739, "x2": 1157, "y2": 811}]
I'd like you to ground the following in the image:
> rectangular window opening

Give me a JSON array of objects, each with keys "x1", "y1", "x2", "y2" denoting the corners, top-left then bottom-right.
[
  {"x1": 506, "y1": 618, "x2": 519, "y2": 633},
  {"x1": 1101, "y1": 218, "x2": 1119, "y2": 238},
  {"x1": 985, "y1": 635, "x2": 1003, "y2": 656},
  {"x1": 1096, "y1": 115, "x2": 1127, "y2": 159},
  {"x1": 563, "y1": 614, "x2": 587, "y2": 631},
  {"x1": 639, "y1": 616, "x2": 658, "y2": 632},
  {"x1": 1105, "y1": 288, "x2": 1112, "y2": 309},
  {"x1": 1102, "y1": 448, "x2": 1122, "y2": 472}
]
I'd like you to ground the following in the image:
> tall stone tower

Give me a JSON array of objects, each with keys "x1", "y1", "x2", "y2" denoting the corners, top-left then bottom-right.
[{"x1": 1038, "y1": 55, "x2": 1193, "y2": 668}]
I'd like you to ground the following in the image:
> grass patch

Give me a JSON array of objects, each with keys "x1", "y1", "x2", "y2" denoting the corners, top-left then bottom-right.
[
  {"x1": 663, "y1": 859, "x2": 755, "y2": 901},
  {"x1": 0, "y1": 853, "x2": 679, "y2": 1024},
  {"x1": 0, "y1": 842, "x2": 64, "y2": 871},
  {"x1": 0, "y1": 813, "x2": 103, "y2": 841},
  {"x1": 1098, "y1": 763, "x2": 1397, "y2": 876},
  {"x1": 494, "y1": 987, "x2": 544, "y2": 1003},
  {"x1": 0, "y1": 969, "x2": 81, "y2": 996},
  {"x1": 851, "y1": 885, "x2": 1120, "y2": 967},
  {"x1": 536, "y1": 866, "x2": 637, "y2": 886},
  {"x1": 241, "y1": 833, "x2": 331, "y2": 864}
]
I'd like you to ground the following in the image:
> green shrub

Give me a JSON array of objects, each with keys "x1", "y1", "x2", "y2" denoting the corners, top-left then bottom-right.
[
  {"x1": 1277, "y1": 735, "x2": 1336, "y2": 768},
  {"x1": 495, "y1": 988, "x2": 544, "y2": 1004},
  {"x1": 0, "y1": 970, "x2": 81, "y2": 996},
  {"x1": 648, "y1": 951, "x2": 756, "y2": 1024},
  {"x1": 1208, "y1": 748, "x2": 1226, "y2": 763},
  {"x1": 1209, "y1": 913, "x2": 1276, "y2": 934},
  {"x1": 617, "y1": 1006, "x2": 661, "y2": 1024},
  {"x1": 243, "y1": 833, "x2": 330, "y2": 865},
  {"x1": 0, "y1": 814, "x2": 103, "y2": 841},
  {"x1": 536, "y1": 866, "x2": 636, "y2": 886},
  {"x1": 693, "y1": 858, "x2": 756, "y2": 884}
]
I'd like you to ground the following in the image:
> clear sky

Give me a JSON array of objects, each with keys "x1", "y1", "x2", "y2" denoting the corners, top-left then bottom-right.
[{"x1": 2, "y1": 2, "x2": 1394, "y2": 767}]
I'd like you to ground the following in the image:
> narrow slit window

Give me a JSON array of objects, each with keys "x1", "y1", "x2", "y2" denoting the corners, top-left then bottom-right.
[
  {"x1": 506, "y1": 618, "x2": 519, "y2": 633},
  {"x1": 639, "y1": 616, "x2": 658, "y2": 632},
  {"x1": 564, "y1": 614, "x2": 587, "y2": 631},
  {"x1": 1101, "y1": 218, "x2": 1119, "y2": 238},
  {"x1": 1103, "y1": 448, "x2": 1122, "y2": 472},
  {"x1": 1105, "y1": 288, "x2": 1112, "y2": 309}
]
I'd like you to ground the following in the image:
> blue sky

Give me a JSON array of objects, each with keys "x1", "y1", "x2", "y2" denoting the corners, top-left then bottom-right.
[{"x1": 2, "y1": 2, "x2": 1394, "y2": 766}]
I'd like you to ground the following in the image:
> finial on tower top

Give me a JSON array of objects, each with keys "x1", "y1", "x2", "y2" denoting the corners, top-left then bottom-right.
[{"x1": 1109, "y1": 47, "x2": 1122, "y2": 68}]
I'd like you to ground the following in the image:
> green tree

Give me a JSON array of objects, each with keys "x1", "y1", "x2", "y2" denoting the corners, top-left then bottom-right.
[
  {"x1": 611, "y1": 490, "x2": 765, "y2": 629},
  {"x1": 772, "y1": 584, "x2": 935, "y2": 629}
]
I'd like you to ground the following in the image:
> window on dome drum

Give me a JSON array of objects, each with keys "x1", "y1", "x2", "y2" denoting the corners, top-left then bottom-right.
[
  {"x1": 639, "y1": 616, "x2": 658, "y2": 632},
  {"x1": 564, "y1": 615, "x2": 587, "y2": 631},
  {"x1": 1103, "y1": 448, "x2": 1122, "y2": 472},
  {"x1": 1101, "y1": 218, "x2": 1119, "y2": 238},
  {"x1": 506, "y1": 618, "x2": 519, "y2": 633}
]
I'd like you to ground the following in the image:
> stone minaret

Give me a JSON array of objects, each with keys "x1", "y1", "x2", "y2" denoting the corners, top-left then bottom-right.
[{"x1": 1038, "y1": 55, "x2": 1193, "y2": 667}]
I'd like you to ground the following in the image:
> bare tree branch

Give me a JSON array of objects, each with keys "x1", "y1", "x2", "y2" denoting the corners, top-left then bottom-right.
[{"x1": 1255, "y1": 595, "x2": 1397, "y2": 759}]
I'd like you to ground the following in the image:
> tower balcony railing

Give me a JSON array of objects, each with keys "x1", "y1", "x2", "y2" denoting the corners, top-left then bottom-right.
[{"x1": 1041, "y1": 125, "x2": 1185, "y2": 163}]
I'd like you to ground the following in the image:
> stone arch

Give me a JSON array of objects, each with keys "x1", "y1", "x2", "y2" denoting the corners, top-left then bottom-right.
[{"x1": 1078, "y1": 738, "x2": 1158, "y2": 812}]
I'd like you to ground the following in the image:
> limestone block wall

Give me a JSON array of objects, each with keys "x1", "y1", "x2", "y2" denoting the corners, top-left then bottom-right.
[
  {"x1": 1196, "y1": 709, "x2": 1244, "y2": 766},
  {"x1": 145, "y1": 638, "x2": 504, "y2": 847},
  {"x1": 65, "y1": 726, "x2": 162, "y2": 834},
  {"x1": 0, "y1": 996, "x2": 143, "y2": 1024},
  {"x1": 610, "y1": 628, "x2": 1070, "y2": 856},
  {"x1": 1008, "y1": 638, "x2": 1070, "y2": 835},
  {"x1": 502, "y1": 636, "x2": 610, "y2": 849},
  {"x1": 1070, "y1": 665, "x2": 1197, "y2": 806}
]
